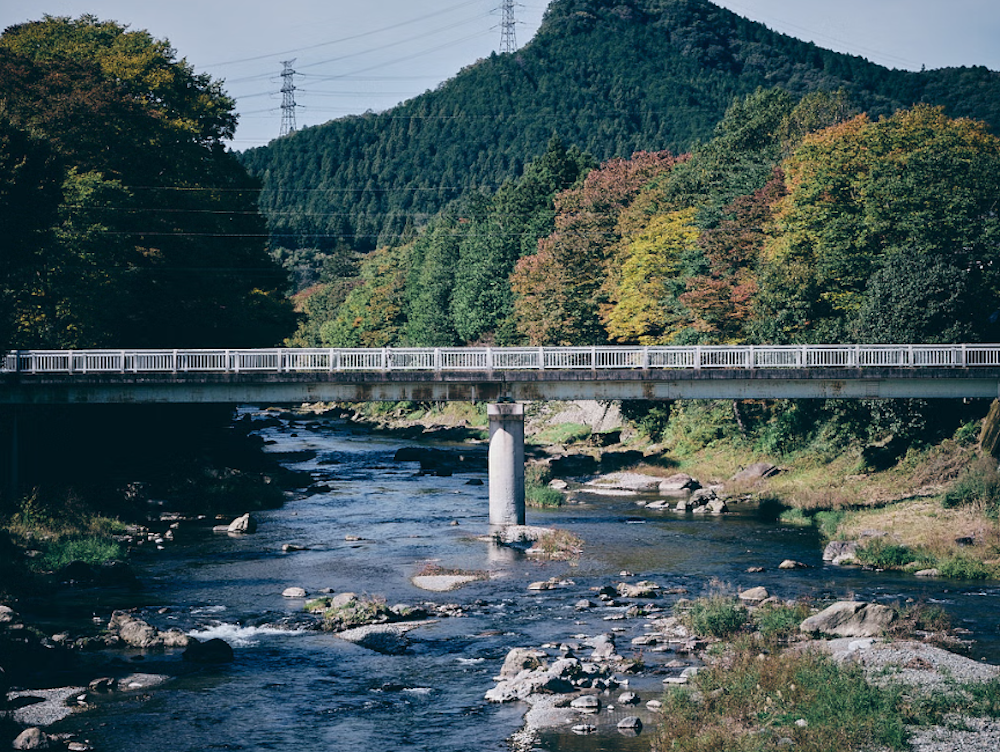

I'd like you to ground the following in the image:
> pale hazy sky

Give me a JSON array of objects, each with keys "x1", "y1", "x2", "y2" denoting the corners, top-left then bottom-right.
[{"x1": 2, "y1": 1, "x2": 999, "y2": 150}]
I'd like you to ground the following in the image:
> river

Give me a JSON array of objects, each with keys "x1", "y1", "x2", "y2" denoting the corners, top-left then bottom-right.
[{"x1": 51, "y1": 409, "x2": 1000, "y2": 752}]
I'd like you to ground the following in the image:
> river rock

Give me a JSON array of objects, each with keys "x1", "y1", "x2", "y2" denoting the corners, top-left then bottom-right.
[
  {"x1": 182, "y1": 637, "x2": 235, "y2": 663},
  {"x1": 914, "y1": 568, "x2": 941, "y2": 577},
  {"x1": 12, "y1": 728, "x2": 52, "y2": 750},
  {"x1": 658, "y1": 473, "x2": 700, "y2": 492},
  {"x1": 0, "y1": 604, "x2": 16, "y2": 623},
  {"x1": 88, "y1": 677, "x2": 115, "y2": 693},
  {"x1": 617, "y1": 716, "x2": 643, "y2": 731},
  {"x1": 618, "y1": 691, "x2": 640, "y2": 706},
  {"x1": 779, "y1": 559, "x2": 808, "y2": 569},
  {"x1": 706, "y1": 498, "x2": 728, "y2": 514},
  {"x1": 589, "y1": 634, "x2": 618, "y2": 661},
  {"x1": 799, "y1": 601, "x2": 897, "y2": 637},
  {"x1": 823, "y1": 540, "x2": 859, "y2": 562},
  {"x1": 617, "y1": 581, "x2": 661, "y2": 598},
  {"x1": 227, "y1": 513, "x2": 258, "y2": 534},
  {"x1": 570, "y1": 694, "x2": 600, "y2": 712},
  {"x1": 498, "y1": 647, "x2": 548, "y2": 678},
  {"x1": 109, "y1": 611, "x2": 164, "y2": 648},
  {"x1": 732, "y1": 462, "x2": 780, "y2": 482},
  {"x1": 739, "y1": 586, "x2": 769, "y2": 605},
  {"x1": 282, "y1": 587, "x2": 307, "y2": 598}
]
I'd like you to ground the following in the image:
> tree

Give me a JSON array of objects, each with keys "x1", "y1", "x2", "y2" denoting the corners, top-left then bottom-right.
[
  {"x1": 0, "y1": 18, "x2": 294, "y2": 348},
  {"x1": 757, "y1": 105, "x2": 1000, "y2": 343},
  {"x1": 605, "y1": 208, "x2": 699, "y2": 343},
  {"x1": 0, "y1": 113, "x2": 63, "y2": 352},
  {"x1": 511, "y1": 151, "x2": 680, "y2": 344},
  {"x1": 450, "y1": 137, "x2": 593, "y2": 343}
]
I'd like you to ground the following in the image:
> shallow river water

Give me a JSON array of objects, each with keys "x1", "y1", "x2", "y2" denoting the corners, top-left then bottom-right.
[{"x1": 53, "y1": 410, "x2": 1000, "y2": 752}]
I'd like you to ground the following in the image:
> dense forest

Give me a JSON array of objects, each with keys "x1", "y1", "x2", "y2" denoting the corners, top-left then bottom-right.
[{"x1": 241, "y1": 0, "x2": 1000, "y2": 273}]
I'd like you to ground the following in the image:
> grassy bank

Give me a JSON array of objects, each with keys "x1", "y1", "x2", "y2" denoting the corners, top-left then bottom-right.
[{"x1": 659, "y1": 594, "x2": 1000, "y2": 751}]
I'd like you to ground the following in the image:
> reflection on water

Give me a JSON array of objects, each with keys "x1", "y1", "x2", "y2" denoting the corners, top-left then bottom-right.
[{"x1": 53, "y1": 411, "x2": 1000, "y2": 751}]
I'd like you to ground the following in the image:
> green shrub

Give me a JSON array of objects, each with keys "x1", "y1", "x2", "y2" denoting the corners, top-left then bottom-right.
[
  {"x1": 937, "y1": 554, "x2": 997, "y2": 580},
  {"x1": 36, "y1": 536, "x2": 125, "y2": 571},
  {"x1": 753, "y1": 602, "x2": 811, "y2": 642},
  {"x1": 813, "y1": 510, "x2": 845, "y2": 539},
  {"x1": 778, "y1": 508, "x2": 809, "y2": 525},
  {"x1": 855, "y1": 538, "x2": 932, "y2": 569},
  {"x1": 943, "y1": 457, "x2": 1000, "y2": 518},
  {"x1": 680, "y1": 595, "x2": 749, "y2": 639},
  {"x1": 526, "y1": 484, "x2": 563, "y2": 508}
]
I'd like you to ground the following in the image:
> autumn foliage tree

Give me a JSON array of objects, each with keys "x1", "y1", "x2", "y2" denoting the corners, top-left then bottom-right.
[
  {"x1": 756, "y1": 105, "x2": 1000, "y2": 343},
  {"x1": 511, "y1": 151, "x2": 680, "y2": 344}
]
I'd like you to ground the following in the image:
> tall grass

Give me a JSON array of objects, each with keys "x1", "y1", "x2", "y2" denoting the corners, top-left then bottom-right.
[
  {"x1": 656, "y1": 642, "x2": 909, "y2": 751},
  {"x1": 36, "y1": 536, "x2": 126, "y2": 571}
]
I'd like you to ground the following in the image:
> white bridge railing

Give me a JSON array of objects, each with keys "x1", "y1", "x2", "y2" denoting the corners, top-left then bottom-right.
[{"x1": 3, "y1": 345, "x2": 1000, "y2": 375}]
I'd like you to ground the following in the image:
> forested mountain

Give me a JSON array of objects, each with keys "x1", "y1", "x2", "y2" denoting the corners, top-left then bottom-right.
[{"x1": 240, "y1": 0, "x2": 1000, "y2": 258}]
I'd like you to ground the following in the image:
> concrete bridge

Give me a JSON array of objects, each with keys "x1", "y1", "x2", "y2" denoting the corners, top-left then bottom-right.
[{"x1": 4, "y1": 344, "x2": 1000, "y2": 526}]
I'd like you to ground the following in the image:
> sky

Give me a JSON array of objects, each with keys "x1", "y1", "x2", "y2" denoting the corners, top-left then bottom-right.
[{"x1": 2, "y1": 1, "x2": 999, "y2": 151}]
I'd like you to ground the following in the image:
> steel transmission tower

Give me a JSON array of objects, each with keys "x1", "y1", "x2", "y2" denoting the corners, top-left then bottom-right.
[
  {"x1": 279, "y1": 59, "x2": 298, "y2": 137},
  {"x1": 499, "y1": 0, "x2": 517, "y2": 53}
]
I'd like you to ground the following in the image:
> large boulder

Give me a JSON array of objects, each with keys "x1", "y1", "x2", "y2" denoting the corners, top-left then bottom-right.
[
  {"x1": 182, "y1": 637, "x2": 234, "y2": 663},
  {"x1": 732, "y1": 462, "x2": 780, "y2": 482},
  {"x1": 227, "y1": 513, "x2": 258, "y2": 534},
  {"x1": 659, "y1": 473, "x2": 700, "y2": 492},
  {"x1": 800, "y1": 601, "x2": 897, "y2": 637},
  {"x1": 498, "y1": 647, "x2": 548, "y2": 679},
  {"x1": 12, "y1": 728, "x2": 52, "y2": 750}
]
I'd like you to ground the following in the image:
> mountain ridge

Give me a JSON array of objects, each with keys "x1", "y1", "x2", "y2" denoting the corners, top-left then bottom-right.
[{"x1": 239, "y1": 0, "x2": 1000, "y2": 255}]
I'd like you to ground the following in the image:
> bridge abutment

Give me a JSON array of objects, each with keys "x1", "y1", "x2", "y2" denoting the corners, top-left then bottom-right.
[{"x1": 488, "y1": 402, "x2": 525, "y2": 526}]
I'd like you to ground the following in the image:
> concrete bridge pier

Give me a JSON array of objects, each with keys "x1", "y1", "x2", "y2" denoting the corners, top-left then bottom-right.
[{"x1": 488, "y1": 402, "x2": 525, "y2": 526}]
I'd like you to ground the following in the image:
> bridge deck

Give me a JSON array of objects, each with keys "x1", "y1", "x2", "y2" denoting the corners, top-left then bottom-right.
[{"x1": 3, "y1": 364, "x2": 1000, "y2": 403}]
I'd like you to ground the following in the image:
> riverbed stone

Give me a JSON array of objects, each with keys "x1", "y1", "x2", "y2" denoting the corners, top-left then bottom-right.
[
  {"x1": 617, "y1": 716, "x2": 642, "y2": 731},
  {"x1": 914, "y1": 568, "x2": 941, "y2": 577},
  {"x1": 227, "y1": 513, "x2": 257, "y2": 534},
  {"x1": 732, "y1": 462, "x2": 780, "y2": 482},
  {"x1": 109, "y1": 611, "x2": 161, "y2": 648},
  {"x1": 12, "y1": 728, "x2": 52, "y2": 750},
  {"x1": 570, "y1": 694, "x2": 601, "y2": 712},
  {"x1": 182, "y1": 636, "x2": 234, "y2": 663},
  {"x1": 739, "y1": 586, "x2": 769, "y2": 605},
  {"x1": 800, "y1": 601, "x2": 897, "y2": 637},
  {"x1": 823, "y1": 540, "x2": 859, "y2": 562},
  {"x1": 0, "y1": 604, "x2": 16, "y2": 623},
  {"x1": 779, "y1": 559, "x2": 807, "y2": 569},
  {"x1": 617, "y1": 580, "x2": 660, "y2": 598},
  {"x1": 412, "y1": 573, "x2": 481, "y2": 592},
  {"x1": 498, "y1": 647, "x2": 548, "y2": 678},
  {"x1": 282, "y1": 587, "x2": 307, "y2": 598},
  {"x1": 658, "y1": 473, "x2": 700, "y2": 492}
]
